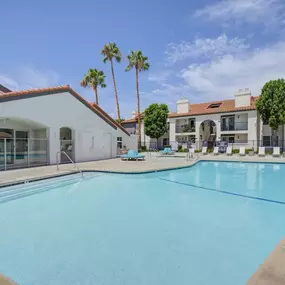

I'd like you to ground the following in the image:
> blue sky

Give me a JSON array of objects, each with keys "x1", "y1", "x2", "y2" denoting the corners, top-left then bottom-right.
[{"x1": 1, "y1": 0, "x2": 285, "y2": 118}]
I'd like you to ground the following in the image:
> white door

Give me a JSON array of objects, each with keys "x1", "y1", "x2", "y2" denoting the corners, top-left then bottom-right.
[{"x1": 103, "y1": 133, "x2": 112, "y2": 159}]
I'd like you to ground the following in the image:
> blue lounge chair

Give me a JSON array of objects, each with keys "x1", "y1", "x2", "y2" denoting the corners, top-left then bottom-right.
[
  {"x1": 161, "y1": 147, "x2": 174, "y2": 155},
  {"x1": 120, "y1": 150, "x2": 145, "y2": 161}
]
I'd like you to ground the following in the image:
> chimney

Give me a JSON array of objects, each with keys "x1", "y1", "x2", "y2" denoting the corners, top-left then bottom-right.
[
  {"x1": 234, "y1": 88, "x2": 251, "y2": 108},
  {"x1": 176, "y1": 98, "x2": 190, "y2": 114},
  {"x1": 132, "y1": 111, "x2": 137, "y2": 118}
]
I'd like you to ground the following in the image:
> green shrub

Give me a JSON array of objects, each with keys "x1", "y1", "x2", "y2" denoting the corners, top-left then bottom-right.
[
  {"x1": 245, "y1": 148, "x2": 254, "y2": 154},
  {"x1": 183, "y1": 148, "x2": 189, "y2": 152},
  {"x1": 207, "y1": 148, "x2": 213, "y2": 153},
  {"x1": 141, "y1": 146, "x2": 147, "y2": 152},
  {"x1": 195, "y1": 149, "x2": 202, "y2": 153},
  {"x1": 265, "y1": 150, "x2": 273, "y2": 155},
  {"x1": 177, "y1": 145, "x2": 183, "y2": 152},
  {"x1": 232, "y1": 149, "x2": 239, "y2": 154}
]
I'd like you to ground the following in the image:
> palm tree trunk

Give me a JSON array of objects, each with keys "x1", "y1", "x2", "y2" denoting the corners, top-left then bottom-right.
[
  {"x1": 110, "y1": 59, "x2": 121, "y2": 123},
  {"x1": 136, "y1": 67, "x2": 141, "y2": 145},
  {"x1": 93, "y1": 86, "x2": 99, "y2": 105}
]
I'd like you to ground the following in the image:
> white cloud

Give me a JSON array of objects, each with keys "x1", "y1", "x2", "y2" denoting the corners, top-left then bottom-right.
[
  {"x1": 194, "y1": 0, "x2": 284, "y2": 27},
  {"x1": 165, "y1": 34, "x2": 249, "y2": 65},
  {"x1": 0, "y1": 65, "x2": 60, "y2": 91},
  {"x1": 181, "y1": 41, "x2": 285, "y2": 101},
  {"x1": 141, "y1": 83, "x2": 192, "y2": 112},
  {"x1": 0, "y1": 75, "x2": 19, "y2": 90},
  {"x1": 148, "y1": 70, "x2": 172, "y2": 82}
]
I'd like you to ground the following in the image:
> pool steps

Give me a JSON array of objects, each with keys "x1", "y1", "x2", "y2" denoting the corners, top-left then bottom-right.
[{"x1": 0, "y1": 173, "x2": 102, "y2": 204}]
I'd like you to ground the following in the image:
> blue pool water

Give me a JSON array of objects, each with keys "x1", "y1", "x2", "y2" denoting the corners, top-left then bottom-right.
[{"x1": 1, "y1": 161, "x2": 285, "y2": 285}]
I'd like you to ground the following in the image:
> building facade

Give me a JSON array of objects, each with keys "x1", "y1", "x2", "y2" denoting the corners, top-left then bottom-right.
[
  {"x1": 0, "y1": 85, "x2": 137, "y2": 171},
  {"x1": 122, "y1": 88, "x2": 284, "y2": 150}
]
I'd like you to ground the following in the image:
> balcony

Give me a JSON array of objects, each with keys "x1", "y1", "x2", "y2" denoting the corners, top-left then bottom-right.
[
  {"x1": 221, "y1": 121, "x2": 248, "y2": 131},
  {"x1": 176, "y1": 124, "x2": 195, "y2": 133}
]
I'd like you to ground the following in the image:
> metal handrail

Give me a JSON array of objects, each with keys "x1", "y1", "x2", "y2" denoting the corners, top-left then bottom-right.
[
  {"x1": 56, "y1": 151, "x2": 83, "y2": 178},
  {"x1": 149, "y1": 148, "x2": 162, "y2": 157}
]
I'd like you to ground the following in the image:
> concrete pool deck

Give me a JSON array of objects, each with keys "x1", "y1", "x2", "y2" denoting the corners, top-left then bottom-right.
[
  {"x1": 0, "y1": 274, "x2": 18, "y2": 285},
  {"x1": 246, "y1": 237, "x2": 285, "y2": 285},
  {"x1": 1, "y1": 152, "x2": 285, "y2": 187}
]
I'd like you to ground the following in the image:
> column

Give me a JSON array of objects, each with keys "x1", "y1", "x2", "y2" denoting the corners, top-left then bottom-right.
[{"x1": 48, "y1": 127, "x2": 60, "y2": 165}]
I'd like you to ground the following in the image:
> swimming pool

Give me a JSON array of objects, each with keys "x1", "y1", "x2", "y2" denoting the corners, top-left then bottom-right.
[{"x1": 0, "y1": 161, "x2": 285, "y2": 285}]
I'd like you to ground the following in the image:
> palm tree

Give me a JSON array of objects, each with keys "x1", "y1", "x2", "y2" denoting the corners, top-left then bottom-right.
[
  {"x1": 101, "y1": 43, "x2": 122, "y2": 123},
  {"x1": 125, "y1": 50, "x2": 150, "y2": 144},
  {"x1": 80, "y1": 68, "x2": 106, "y2": 105}
]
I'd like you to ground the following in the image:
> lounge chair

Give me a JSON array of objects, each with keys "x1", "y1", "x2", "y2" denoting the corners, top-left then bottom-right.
[
  {"x1": 258, "y1": 147, "x2": 265, "y2": 157},
  {"x1": 273, "y1": 147, "x2": 280, "y2": 157},
  {"x1": 239, "y1": 146, "x2": 246, "y2": 156},
  {"x1": 161, "y1": 147, "x2": 174, "y2": 155},
  {"x1": 226, "y1": 146, "x2": 232, "y2": 156},
  {"x1": 202, "y1": 146, "x2": 207, "y2": 155},
  {"x1": 213, "y1": 146, "x2": 219, "y2": 155},
  {"x1": 120, "y1": 150, "x2": 145, "y2": 161}
]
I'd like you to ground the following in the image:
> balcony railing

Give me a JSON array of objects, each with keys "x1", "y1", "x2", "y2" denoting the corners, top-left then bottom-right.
[
  {"x1": 176, "y1": 124, "x2": 196, "y2": 133},
  {"x1": 221, "y1": 122, "x2": 248, "y2": 131}
]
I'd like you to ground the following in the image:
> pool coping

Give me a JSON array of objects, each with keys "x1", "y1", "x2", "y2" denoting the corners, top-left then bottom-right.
[{"x1": 0, "y1": 162, "x2": 200, "y2": 188}]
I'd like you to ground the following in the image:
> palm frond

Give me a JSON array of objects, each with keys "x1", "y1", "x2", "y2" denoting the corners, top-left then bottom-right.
[
  {"x1": 101, "y1": 42, "x2": 121, "y2": 63},
  {"x1": 125, "y1": 65, "x2": 132, "y2": 72},
  {"x1": 125, "y1": 50, "x2": 150, "y2": 72},
  {"x1": 80, "y1": 78, "x2": 88, "y2": 87},
  {"x1": 80, "y1": 68, "x2": 107, "y2": 90}
]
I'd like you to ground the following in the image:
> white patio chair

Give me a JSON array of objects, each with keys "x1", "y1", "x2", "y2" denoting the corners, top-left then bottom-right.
[
  {"x1": 258, "y1": 147, "x2": 265, "y2": 157},
  {"x1": 202, "y1": 146, "x2": 207, "y2": 155},
  {"x1": 239, "y1": 146, "x2": 246, "y2": 156},
  {"x1": 273, "y1": 147, "x2": 280, "y2": 157},
  {"x1": 226, "y1": 146, "x2": 232, "y2": 156}
]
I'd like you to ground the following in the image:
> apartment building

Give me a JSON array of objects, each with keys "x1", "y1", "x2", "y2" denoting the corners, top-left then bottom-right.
[{"x1": 122, "y1": 88, "x2": 284, "y2": 150}]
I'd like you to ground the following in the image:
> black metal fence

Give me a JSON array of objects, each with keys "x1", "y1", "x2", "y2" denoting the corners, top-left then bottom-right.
[
  {"x1": 139, "y1": 140, "x2": 285, "y2": 152},
  {"x1": 0, "y1": 138, "x2": 49, "y2": 171}
]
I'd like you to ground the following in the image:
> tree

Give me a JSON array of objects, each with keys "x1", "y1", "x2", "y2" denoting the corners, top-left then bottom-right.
[
  {"x1": 144, "y1": 104, "x2": 169, "y2": 140},
  {"x1": 101, "y1": 42, "x2": 122, "y2": 123},
  {"x1": 256, "y1": 79, "x2": 285, "y2": 130},
  {"x1": 116, "y1": 118, "x2": 125, "y2": 124},
  {"x1": 125, "y1": 50, "x2": 150, "y2": 144},
  {"x1": 80, "y1": 68, "x2": 106, "y2": 105}
]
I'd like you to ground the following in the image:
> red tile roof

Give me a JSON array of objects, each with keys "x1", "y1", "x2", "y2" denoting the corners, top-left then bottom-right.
[
  {"x1": 168, "y1": 97, "x2": 258, "y2": 118},
  {"x1": 122, "y1": 97, "x2": 258, "y2": 122},
  {"x1": 0, "y1": 85, "x2": 130, "y2": 136},
  {"x1": 89, "y1": 102, "x2": 130, "y2": 135},
  {"x1": 122, "y1": 113, "x2": 145, "y2": 124}
]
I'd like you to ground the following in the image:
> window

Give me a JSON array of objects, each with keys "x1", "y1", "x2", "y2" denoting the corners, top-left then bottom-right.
[
  {"x1": 117, "y1": 137, "x2": 122, "y2": 149},
  {"x1": 263, "y1": 136, "x2": 271, "y2": 147},
  {"x1": 207, "y1": 103, "x2": 222, "y2": 109},
  {"x1": 221, "y1": 135, "x2": 235, "y2": 143}
]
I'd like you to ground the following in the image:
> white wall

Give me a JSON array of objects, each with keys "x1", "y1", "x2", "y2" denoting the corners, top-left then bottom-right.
[
  {"x1": 169, "y1": 118, "x2": 176, "y2": 142},
  {"x1": 235, "y1": 95, "x2": 251, "y2": 108},
  {"x1": 234, "y1": 89, "x2": 251, "y2": 108},
  {"x1": 235, "y1": 113, "x2": 248, "y2": 130},
  {"x1": 0, "y1": 92, "x2": 131, "y2": 164},
  {"x1": 169, "y1": 110, "x2": 258, "y2": 148},
  {"x1": 247, "y1": 111, "x2": 258, "y2": 143},
  {"x1": 177, "y1": 99, "x2": 189, "y2": 113}
]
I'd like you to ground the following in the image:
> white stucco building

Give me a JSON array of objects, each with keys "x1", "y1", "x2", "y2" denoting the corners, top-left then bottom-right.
[
  {"x1": 0, "y1": 84, "x2": 137, "y2": 171},
  {"x1": 122, "y1": 88, "x2": 284, "y2": 151}
]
